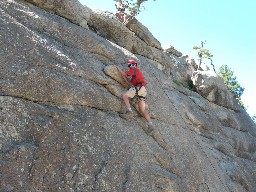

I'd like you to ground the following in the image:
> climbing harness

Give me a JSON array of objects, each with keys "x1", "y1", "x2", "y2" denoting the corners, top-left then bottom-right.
[
  {"x1": 117, "y1": 63, "x2": 146, "y2": 101},
  {"x1": 133, "y1": 67, "x2": 146, "y2": 101}
]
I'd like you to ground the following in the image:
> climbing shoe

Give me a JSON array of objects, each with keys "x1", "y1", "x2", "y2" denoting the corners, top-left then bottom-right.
[
  {"x1": 146, "y1": 123, "x2": 154, "y2": 135},
  {"x1": 120, "y1": 110, "x2": 133, "y2": 120}
]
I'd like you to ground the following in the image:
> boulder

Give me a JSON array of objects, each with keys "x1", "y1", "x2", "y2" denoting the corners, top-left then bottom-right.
[
  {"x1": 180, "y1": 55, "x2": 198, "y2": 71},
  {"x1": 191, "y1": 70, "x2": 241, "y2": 111},
  {"x1": 24, "y1": 0, "x2": 92, "y2": 29},
  {"x1": 164, "y1": 45, "x2": 182, "y2": 57},
  {"x1": 126, "y1": 18, "x2": 162, "y2": 49},
  {"x1": 104, "y1": 65, "x2": 129, "y2": 88},
  {"x1": 170, "y1": 56, "x2": 195, "y2": 85}
]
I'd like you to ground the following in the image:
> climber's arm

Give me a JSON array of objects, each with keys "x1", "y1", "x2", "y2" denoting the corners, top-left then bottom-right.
[{"x1": 116, "y1": 66, "x2": 133, "y2": 87}]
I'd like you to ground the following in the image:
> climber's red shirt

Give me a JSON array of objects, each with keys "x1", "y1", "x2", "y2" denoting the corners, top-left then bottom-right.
[{"x1": 125, "y1": 67, "x2": 147, "y2": 87}]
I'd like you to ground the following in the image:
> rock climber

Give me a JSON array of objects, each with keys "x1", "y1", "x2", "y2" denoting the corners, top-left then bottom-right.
[{"x1": 116, "y1": 59, "x2": 154, "y2": 134}]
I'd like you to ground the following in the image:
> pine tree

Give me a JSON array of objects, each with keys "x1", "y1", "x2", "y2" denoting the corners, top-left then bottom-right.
[
  {"x1": 218, "y1": 64, "x2": 245, "y2": 108},
  {"x1": 116, "y1": 0, "x2": 155, "y2": 16},
  {"x1": 193, "y1": 41, "x2": 215, "y2": 72}
]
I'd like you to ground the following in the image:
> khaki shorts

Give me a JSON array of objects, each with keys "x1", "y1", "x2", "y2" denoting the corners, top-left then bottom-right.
[{"x1": 125, "y1": 86, "x2": 147, "y2": 101}]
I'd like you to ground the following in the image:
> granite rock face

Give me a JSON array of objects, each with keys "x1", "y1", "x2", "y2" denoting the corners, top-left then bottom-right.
[
  {"x1": 87, "y1": 9, "x2": 176, "y2": 74},
  {"x1": 24, "y1": 0, "x2": 92, "y2": 29},
  {"x1": 0, "y1": 0, "x2": 256, "y2": 192},
  {"x1": 126, "y1": 18, "x2": 162, "y2": 50},
  {"x1": 192, "y1": 70, "x2": 241, "y2": 111}
]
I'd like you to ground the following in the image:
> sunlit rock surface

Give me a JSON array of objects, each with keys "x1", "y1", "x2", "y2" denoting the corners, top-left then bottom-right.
[{"x1": 0, "y1": 0, "x2": 255, "y2": 191}]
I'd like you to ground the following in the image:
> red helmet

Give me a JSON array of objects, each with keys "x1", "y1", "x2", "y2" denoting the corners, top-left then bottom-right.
[{"x1": 128, "y1": 59, "x2": 137, "y2": 66}]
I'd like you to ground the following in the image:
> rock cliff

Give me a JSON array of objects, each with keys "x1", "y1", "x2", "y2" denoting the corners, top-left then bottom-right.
[{"x1": 0, "y1": 0, "x2": 256, "y2": 191}]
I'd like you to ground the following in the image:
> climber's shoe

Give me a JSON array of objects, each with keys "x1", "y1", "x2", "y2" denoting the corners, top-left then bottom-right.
[
  {"x1": 120, "y1": 110, "x2": 133, "y2": 120},
  {"x1": 146, "y1": 123, "x2": 154, "y2": 136}
]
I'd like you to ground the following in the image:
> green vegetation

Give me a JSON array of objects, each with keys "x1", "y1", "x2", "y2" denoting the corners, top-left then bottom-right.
[
  {"x1": 20, "y1": 92, "x2": 33, "y2": 101},
  {"x1": 218, "y1": 64, "x2": 245, "y2": 109},
  {"x1": 193, "y1": 41, "x2": 215, "y2": 72},
  {"x1": 173, "y1": 79, "x2": 194, "y2": 90},
  {"x1": 118, "y1": 0, "x2": 156, "y2": 16}
]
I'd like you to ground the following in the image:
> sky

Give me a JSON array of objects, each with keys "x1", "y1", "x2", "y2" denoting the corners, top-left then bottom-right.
[{"x1": 79, "y1": 0, "x2": 256, "y2": 117}]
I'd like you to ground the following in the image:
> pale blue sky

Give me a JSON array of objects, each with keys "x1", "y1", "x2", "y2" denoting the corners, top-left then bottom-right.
[{"x1": 79, "y1": 0, "x2": 256, "y2": 117}]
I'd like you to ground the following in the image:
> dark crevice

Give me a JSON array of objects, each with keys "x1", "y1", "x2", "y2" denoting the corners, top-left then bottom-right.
[
  {"x1": 135, "y1": 119, "x2": 172, "y2": 153},
  {"x1": 235, "y1": 153, "x2": 256, "y2": 163},
  {"x1": 0, "y1": 94, "x2": 117, "y2": 114},
  {"x1": 223, "y1": 125, "x2": 248, "y2": 133},
  {"x1": 2, "y1": 141, "x2": 39, "y2": 155},
  {"x1": 28, "y1": 154, "x2": 39, "y2": 179},
  {"x1": 151, "y1": 132, "x2": 172, "y2": 153},
  {"x1": 92, "y1": 160, "x2": 107, "y2": 191},
  {"x1": 154, "y1": 154, "x2": 181, "y2": 179},
  {"x1": 122, "y1": 164, "x2": 131, "y2": 192},
  {"x1": 229, "y1": 174, "x2": 250, "y2": 192},
  {"x1": 198, "y1": 183, "x2": 210, "y2": 192},
  {"x1": 214, "y1": 146, "x2": 234, "y2": 158},
  {"x1": 0, "y1": 94, "x2": 70, "y2": 109}
]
